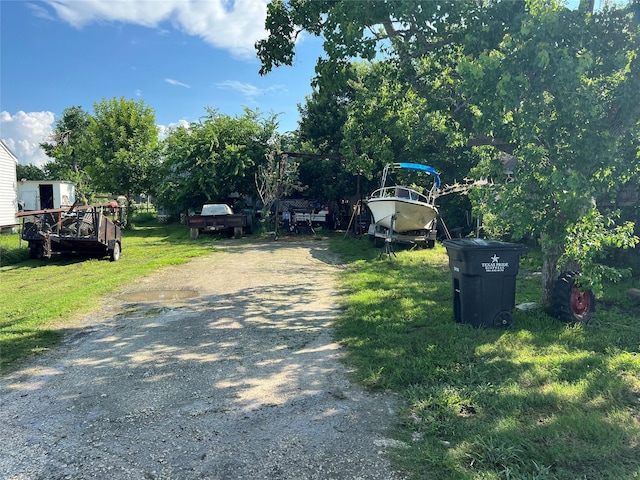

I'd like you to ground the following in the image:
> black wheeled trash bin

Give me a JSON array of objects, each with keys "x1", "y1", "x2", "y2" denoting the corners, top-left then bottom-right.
[{"x1": 443, "y1": 239, "x2": 528, "y2": 328}]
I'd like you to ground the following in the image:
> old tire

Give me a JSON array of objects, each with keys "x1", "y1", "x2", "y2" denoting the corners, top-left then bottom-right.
[
  {"x1": 552, "y1": 271, "x2": 595, "y2": 324},
  {"x1": 109, "y1": 242, "x2": 121, "y2": 262}
]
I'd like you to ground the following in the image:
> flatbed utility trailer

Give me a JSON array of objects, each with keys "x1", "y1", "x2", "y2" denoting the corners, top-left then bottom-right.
[{"x1": 16, "y1": 203, "x2": 123, "y2": 261}]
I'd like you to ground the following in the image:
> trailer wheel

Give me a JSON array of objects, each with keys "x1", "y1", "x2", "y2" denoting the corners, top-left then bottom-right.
[
  {"x1": 552, "y1": 271, "x2": 595, "y2": 324},
  {"x1": 29, "y1": 245, "x2": 43, "y2": 260},
  {"x1": 109, "y1": 242, "x2": 121, "y2": 262},
  {"x1": 493, "y1": 311, "x2": 513, "y2": 327}
]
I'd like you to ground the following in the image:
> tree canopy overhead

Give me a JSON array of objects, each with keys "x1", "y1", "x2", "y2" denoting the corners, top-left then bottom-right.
[{"x1": 257, "y1": 0, "x2": 640, "y2": 303}]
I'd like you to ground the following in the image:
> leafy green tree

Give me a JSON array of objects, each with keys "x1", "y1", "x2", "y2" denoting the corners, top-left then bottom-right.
[
  {"x1": 459, "y1": 1, "x2": 640, "y2": 299},
  {"x1": 87, "y1": 97, "x2": 160, "y2": 219},
  {"x1": 39, "y1": 106, "x2": 94, "y2": 202},
  {"x1": 157, "y1": 108, "x2": 279, "y2": 216},
  {"x1": 290, "y1": 66, "x2": 363, "y2": 215},
  {"x1": 16, "y1": 164, "x2": 46, "y2": 181},
  {"x1": 257, "y1": 0, "x2": 640, "y2": 305},
  {"x1": 296, "y1": 67, "x2": 353, "y2": 155}
]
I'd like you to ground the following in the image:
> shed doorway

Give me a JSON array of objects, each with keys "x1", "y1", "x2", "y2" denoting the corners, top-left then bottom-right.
[{"x1": 39, "y1": 184, "x2": 54, "y2": 209}]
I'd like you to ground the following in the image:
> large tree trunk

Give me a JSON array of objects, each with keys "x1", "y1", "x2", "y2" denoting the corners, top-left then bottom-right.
[
  {"x1": 541, "y1": 256, "x2": 558, "y2": 308},
  {"x1": 540, "y1": 235, "x2": 562, "y2": 308},
  {"x1": 124, "y1": 190, "x2": 132, "y2": 228}
]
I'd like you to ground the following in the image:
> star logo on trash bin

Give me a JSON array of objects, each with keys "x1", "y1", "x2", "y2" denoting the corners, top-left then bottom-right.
[{"x1": 482, "y1": 254, "x2": 509, "y2": 272}]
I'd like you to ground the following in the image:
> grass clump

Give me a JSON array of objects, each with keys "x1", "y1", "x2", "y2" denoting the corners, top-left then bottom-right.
[
  {"x1": 0, "y1": 232, "x2": 30, "y2": 266},
  {"x1": 329, "y1": 238, "x2": 640, "y2": 480}
]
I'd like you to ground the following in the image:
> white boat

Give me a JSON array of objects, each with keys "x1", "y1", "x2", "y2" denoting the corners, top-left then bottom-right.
[{"x1": 366, "y1": 162, "x2": 440, "y2": 233}]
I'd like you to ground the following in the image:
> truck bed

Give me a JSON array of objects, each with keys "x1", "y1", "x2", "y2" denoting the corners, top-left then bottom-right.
[{"x1": 186, "y1": 213, "x2": 253, "y2": 239}]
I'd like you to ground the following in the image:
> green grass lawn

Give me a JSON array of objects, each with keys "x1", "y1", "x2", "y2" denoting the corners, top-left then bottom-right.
[{"x1": 330, "y1": 237, "x2": 640, "y2": 480}]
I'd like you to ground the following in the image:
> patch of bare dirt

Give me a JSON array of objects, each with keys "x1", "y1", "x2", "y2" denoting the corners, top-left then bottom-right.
[{"x1": 0, "y1": 238, "x2": 405, "y2": 480}]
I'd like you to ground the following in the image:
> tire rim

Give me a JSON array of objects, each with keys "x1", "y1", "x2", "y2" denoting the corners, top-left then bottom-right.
[
  {"x1": 493, "y1": 311, "x2": 513, "y2": 327},
  {"x1": 570, "y1": 286, "x2": 591, "y2": 316}
]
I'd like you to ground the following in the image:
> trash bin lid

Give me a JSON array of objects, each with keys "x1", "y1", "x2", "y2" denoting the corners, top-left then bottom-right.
[{"x1": 443, "y1": 238, "x2": 528, "y2": 252}]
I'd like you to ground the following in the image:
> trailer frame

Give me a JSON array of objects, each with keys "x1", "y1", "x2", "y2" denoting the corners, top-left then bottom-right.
[{"x1": 16, "y1": 203, "x2": 124, "y2": 261}]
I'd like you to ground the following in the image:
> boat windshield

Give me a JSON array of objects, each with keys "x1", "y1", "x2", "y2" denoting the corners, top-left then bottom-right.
[
  {"x1": 373, "y1": 186, "x2": 430, "y2": 203},
  {"x1": 397, "y1": 188, "x2": 410, "y2": 198}
]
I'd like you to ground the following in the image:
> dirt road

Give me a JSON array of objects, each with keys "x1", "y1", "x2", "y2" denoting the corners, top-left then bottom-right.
[{"x1": 1, "y1": 238, "x2": 405, "y2": 480}]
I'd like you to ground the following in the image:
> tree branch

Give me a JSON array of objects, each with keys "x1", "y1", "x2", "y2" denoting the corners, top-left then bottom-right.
[{"x1": 466, "y1": 135, "x2": 515, "y2": 155}]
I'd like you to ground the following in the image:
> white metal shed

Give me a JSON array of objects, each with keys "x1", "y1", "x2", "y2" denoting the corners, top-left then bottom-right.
[{"x1": 17, "y1": 180, "x2": 76, "y2": 211}]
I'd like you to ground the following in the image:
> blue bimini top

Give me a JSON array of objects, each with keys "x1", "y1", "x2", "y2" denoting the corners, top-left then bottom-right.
[{"x1": 395, "y1": 162, "x2": 441, "y2": 188}]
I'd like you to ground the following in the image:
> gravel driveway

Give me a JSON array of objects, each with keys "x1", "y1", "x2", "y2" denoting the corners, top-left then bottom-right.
[{"x1": 1, "y1": 238, "x2": 405, "y2": 480}]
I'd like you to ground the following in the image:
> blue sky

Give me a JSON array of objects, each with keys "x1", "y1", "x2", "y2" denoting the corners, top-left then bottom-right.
[{"x1": 0, "y1": 0, "x2": 324, "y2": 166}]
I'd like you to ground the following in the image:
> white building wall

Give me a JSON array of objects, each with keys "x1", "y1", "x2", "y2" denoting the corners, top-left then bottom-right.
[{"x1": 0, "y1": 140, "x2": 18, "y2": 228}]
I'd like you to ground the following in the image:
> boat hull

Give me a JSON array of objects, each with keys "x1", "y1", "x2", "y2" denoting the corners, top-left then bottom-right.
[{"x1": 366, "y1": 197, "x2": 438, "y2": 232}]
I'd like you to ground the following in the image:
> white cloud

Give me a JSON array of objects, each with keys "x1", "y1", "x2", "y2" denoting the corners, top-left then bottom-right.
[
  {"x1": 215, "y1": 80, "x2": 287, "y2": 100},
  {"x1": 43, "y1": 0, "x2": 270, "y2": 58},
  {"x1": 158, "y1": 119, "x2": 190, "y2": 140},
  {"x1": 216, "y1": 80, "x2": 262, "y2": 99},
  {"x1": 27, "y1": 2, "x2": 56, "y2": 21},
  {"x1": 165, "y1": 78, "x2": 191, "y2": 88},
  {"x1": 0, "y1": 111, "x2": 55, "y2": 167}
]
